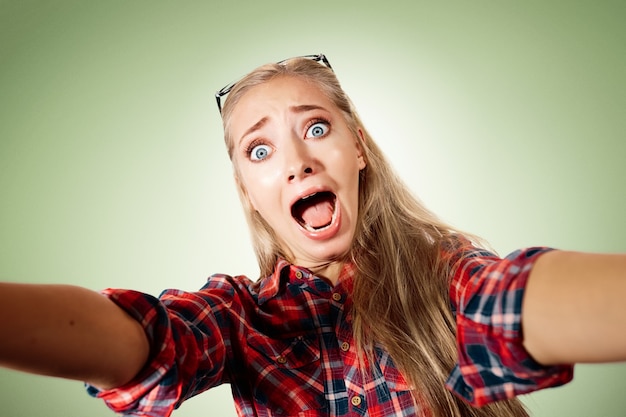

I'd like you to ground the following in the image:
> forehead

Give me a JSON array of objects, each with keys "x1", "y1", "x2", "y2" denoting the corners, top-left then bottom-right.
[{"x1": 229, "y1": 76, "x2": 335, "y2": 132}]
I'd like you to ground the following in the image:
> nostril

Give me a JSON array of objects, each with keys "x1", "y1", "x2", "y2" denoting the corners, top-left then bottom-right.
[{"x1": 288, "y1": 166, "x2": 313, "y2": 182}]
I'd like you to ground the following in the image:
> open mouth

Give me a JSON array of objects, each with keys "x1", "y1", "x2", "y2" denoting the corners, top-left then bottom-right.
[{"x1": 291, "y1": 191, "x2": 337, "y2": 232}]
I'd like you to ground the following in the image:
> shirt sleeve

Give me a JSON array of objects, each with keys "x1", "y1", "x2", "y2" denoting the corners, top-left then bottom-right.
[
  {"x1": 86, "y1": 274, "x2": 244, "y2": 416},
  {"x1": 444, "y1": 241, "x2": 574, "y2": 406}
]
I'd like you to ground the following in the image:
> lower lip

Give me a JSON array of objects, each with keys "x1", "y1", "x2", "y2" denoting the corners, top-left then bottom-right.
[{"x1": 296, "y1": 202, "x2": 342, "y2": 241}]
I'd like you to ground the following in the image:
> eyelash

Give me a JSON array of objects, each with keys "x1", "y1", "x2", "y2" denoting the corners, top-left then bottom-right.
[
  {"x1": 244, "y1": 139, "x2": 268, "y2": 159},
  {"x1": 305, "y1": 117, "x2": 331, "y2": 138},
  {"x1": 242, "y1": 117, "x2": 332, "y2": 160}
]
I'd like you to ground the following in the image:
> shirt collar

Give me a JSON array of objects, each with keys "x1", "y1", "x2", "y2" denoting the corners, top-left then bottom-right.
[
  {"x1": 257, "y1": 258, "x2": 292, "y2": 304},
  {"x1": 257, "y1": 258, "x2": 356, "y2": 304}
]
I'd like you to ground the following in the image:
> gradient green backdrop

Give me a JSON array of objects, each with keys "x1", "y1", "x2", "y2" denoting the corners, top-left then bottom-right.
[{"x1": 1, "y1": 1, "x2": 625, "y2": 416}]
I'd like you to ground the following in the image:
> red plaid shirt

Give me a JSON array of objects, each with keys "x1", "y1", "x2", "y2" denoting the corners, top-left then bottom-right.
[{"x1": 88, "y1": 244, "x2": 573, "y2": 416}]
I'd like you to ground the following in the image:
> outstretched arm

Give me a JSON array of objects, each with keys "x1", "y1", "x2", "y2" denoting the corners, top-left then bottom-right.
[
  {"x1": 0, "y1": 283, "x2": 149, "y2": 389},
  {"x1": 522, "y1": 250, "x2": 626, "y2": 365}
]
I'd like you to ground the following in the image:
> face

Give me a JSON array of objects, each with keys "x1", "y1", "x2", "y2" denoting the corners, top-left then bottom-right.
[{"x1": 229, "y1": 76, "x2": 366, "y2": 276}]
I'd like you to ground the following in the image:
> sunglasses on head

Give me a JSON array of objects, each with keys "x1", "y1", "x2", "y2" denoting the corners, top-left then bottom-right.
[{"x1": 215, "y1": 53, "x2": 333, "y2": 115}]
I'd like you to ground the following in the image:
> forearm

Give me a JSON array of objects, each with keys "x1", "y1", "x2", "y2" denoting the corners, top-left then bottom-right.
[
  {"x1": 0, "y1": 283, "x2": 149, "y2": 389},
  {"x1": 522, "y1": 250, "x2": 626, "y2": 365}
]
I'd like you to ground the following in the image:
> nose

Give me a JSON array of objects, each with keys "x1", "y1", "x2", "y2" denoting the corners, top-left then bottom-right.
[{"x1": 284, "y1": 138, "x2": 316, "y2": 183}]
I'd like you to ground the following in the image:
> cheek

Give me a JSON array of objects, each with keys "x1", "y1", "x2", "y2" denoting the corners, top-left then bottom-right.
[
  {"x1": 331, "y1": 148, "x2": 362, "y2": 183},
  {"x1": 240, "y1": 169, "x2": 281, "y2": 213}
]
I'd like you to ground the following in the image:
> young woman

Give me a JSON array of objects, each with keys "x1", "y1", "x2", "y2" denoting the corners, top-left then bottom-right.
[{"x1": 1, "y1": 54, "x2": 625, "y2": 417}]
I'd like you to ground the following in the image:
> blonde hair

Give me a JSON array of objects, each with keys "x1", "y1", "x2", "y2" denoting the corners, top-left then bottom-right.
[{"x1": 221, "y1": 58, "x2": 528, "y2": 417}]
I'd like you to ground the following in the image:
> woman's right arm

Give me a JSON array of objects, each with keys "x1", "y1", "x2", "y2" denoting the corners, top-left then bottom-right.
[{"x1": 0, "y1": 282, "x2": 149, "y2": 390}]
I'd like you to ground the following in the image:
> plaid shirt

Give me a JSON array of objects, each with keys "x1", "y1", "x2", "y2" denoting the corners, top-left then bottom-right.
[{"x1": 88, "y1": 243, "x2": 573, "y2": 416}]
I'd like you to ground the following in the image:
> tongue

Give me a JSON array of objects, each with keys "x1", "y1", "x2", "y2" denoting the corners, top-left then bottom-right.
[{"x1": 301, "y1": 200, "x2": 334, "y2": 229}]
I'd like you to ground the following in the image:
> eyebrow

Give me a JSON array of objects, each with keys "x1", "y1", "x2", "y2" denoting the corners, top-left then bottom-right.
[
  {"x1": 239, "y1": 117, "x2": 269, "y2": 145},
  {"x1": 289, "y1": 104, "x2": 328, "y2": 114},
  {"x1": 238, "y1": 104, "x2": 330, "y2": 145}
]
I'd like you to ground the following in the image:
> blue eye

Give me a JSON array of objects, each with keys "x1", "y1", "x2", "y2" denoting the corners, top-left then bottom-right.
[
  {"x1": 249, "y1": 144, "x2": 272, "y2": 161},
  {"x1": 305, "y1": 121, "x2": 329, "y2": 138}
]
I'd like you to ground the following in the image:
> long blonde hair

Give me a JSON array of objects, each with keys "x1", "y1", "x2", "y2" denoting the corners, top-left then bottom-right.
[{"x1": 221, "y1": 57, "x2": 528, "y2": 417}]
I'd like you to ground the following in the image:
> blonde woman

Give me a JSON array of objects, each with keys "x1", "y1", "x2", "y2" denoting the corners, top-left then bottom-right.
[{"x1": 1, "y1": 54, "x2": 625, "y2": 417}]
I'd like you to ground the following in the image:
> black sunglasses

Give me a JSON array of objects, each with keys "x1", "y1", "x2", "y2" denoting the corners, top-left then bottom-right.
[{"x1": 215, "y1": 53, "x2": 333, "y2": 115}]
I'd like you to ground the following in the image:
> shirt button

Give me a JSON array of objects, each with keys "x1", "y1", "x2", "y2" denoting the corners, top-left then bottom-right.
[
  {"x1": 295, "y1": 270, "x2": 303, "y2": 279},
  {"x1": 332, "y1": 293, "x2": 342, "y2": 302},
  {"x1": 276, "y1": 356, "x2": 287, "y2": 364},
  {"x1": 340, "y1": 342, "x2": 350, "y2": 351},
  {"x1": 351, "y1": 396, "x2": 362, "y2": 406}
]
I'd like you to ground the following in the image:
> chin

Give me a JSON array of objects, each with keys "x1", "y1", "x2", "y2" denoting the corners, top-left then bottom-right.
[{"x1": 304, "y1": 237, "x2": 353, "y2": 265}]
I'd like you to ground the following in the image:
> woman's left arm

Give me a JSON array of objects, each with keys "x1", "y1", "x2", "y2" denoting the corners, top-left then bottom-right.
[{"x1": 522, "y1": 250, "x2": 626, "y2": 365}]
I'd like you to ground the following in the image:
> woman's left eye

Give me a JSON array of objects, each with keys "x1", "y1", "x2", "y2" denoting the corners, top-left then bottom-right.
[{"x1": 305, "y1": 121, "x2": 329, "y2": 138}]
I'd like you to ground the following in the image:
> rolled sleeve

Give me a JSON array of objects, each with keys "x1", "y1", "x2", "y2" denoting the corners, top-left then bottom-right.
[
  {"x1": 445, "y1": 244, "x2": 574, "y2": 406},
  {"x1": 86, "y1": 276, "x2": 236, "y2": 416}
]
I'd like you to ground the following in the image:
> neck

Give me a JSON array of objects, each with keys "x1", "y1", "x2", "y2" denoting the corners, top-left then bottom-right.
[{"x1": 309, "y1": 261, "x2": 343, "y2": 286}]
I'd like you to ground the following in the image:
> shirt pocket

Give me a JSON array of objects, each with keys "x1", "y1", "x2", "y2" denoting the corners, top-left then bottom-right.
[
  {"x1": 246, "y1": 333, "x2": 326, "y2": 415},
  {"x1": 370, "y1": 347, "x2": 419, "y2": 412},
  {"x1": 375, "y1": 346, "x2": 413, "y2": 392}
]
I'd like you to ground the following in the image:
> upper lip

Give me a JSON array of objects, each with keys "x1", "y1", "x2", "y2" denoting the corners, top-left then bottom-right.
[{"x1": 289, "y1": 185, "x2": 335, "y2": 212}]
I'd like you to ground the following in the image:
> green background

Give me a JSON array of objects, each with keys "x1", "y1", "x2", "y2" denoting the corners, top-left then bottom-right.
[{"x1": 1, "y1": 1, "x2": 625, "y2": 416}]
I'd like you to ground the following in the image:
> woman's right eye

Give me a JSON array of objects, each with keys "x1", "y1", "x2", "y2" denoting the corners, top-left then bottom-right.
[{"x1": 248, "y1": 143, "x2": 272, "y2": 161}]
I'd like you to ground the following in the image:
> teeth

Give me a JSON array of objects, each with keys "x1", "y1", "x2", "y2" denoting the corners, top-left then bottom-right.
[{"x1": 291, "y1": 191, "x2": 337, "y2": 231}]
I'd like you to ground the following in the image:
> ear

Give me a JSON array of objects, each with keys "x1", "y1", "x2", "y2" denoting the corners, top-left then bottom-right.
[{"x1": 356, "y1": 128, "x2": 367, "y2": 170}]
